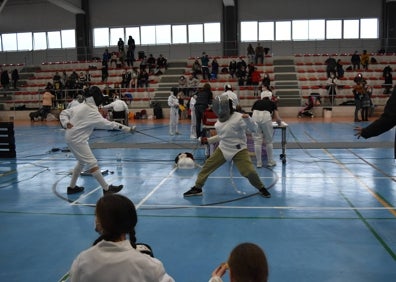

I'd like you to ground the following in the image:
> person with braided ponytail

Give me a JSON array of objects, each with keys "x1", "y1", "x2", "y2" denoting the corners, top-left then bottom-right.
[{"x1": 69, "y1": 194, "x2": 174, "y2": 282}]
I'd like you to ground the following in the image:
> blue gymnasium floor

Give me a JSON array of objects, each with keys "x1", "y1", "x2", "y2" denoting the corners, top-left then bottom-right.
[{"x1": 0, "y1": 118, "x2": 395, "y2": 282}]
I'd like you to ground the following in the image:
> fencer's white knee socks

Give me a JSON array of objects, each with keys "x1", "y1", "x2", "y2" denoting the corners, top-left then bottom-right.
[
  {"x1": 254, "y1": 144, "x2": 262, "y2": 166},
  {"x1": 266, "y1": 143, "x2": 274, "y2": 162},
  {"x1": 92, "y1": 170, "x2": 108, "y2": 190},
  {"x1": 70, "y1": 163, "x2": 83, "y2": 188}
]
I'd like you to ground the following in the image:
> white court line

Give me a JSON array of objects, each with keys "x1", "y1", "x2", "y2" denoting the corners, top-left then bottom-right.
[
  {"x1": 135, "y1": 167, "x2": 178, "y2": 210},
  {"x1": 139, "y1": 204, "x2": 396, "y2": 210}
]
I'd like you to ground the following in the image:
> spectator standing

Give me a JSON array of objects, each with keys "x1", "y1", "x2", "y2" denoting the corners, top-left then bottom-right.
[
  {"x1": 117, "y1": 38, "x2": 125, "y2": 52},
  {"x1": 1, "y1": 69, "x2": 10, "y2": 90},
  {"x1": 228, "y1": 59, "x2": 237, "y2": 78},
  {"x1": 351, "y1": 51, "x2": 361, "y2": 70},
  {"x1": 127, "y1": 35, "x2": 136, "y2": 65},
  {"x1": 325, "y1": 56, "x2": 337, "y2": 78},
  {"x1": 255, "y1": 43, "x2": 265, "y2": 64},
  {"x1": 336, "y1": 59, "x2": 344, "y2": 78},
  {"x1": 194, "y1": 83, "x2": 213, "y2": 138},
  {"x1": 189, "y1": 94, "x2": 197, "y2": 139},
  {"x1": 250, "y1": 67, "x2": 262, "y2": 96},
  {"x1": 247, "y1": 43, "x2": 255, "y2": 64},
  {"x1": 192, "y1": 59, "x2": 202, "y2": 78},
  {"x1": 361, "y1": 50, "x2": 370, "y2": 70},
  {"x1": 168, "y1": 87, "x2": 180, "y2": 135},
  {"x1": 201, "y1": 52, "x2": 210, "y2": 80},
  {"x1": 157, "y1": 54, "x2": 168, "y2": 70},
  {"x1": 11, "y1": 69, "x2": 19, "y2": 89},
  {"x1": 211, "y1": 58, "x2": 219, "y2": 80},
  {"x1": 102, "y1": 48, "x2": 111, "y2": 67},
  {"x1": 41, "y1": 87, "x2": 55, "y2": 120},
  {"x1": 326, "y1": 72, "x2": 339, "y2": 105}
]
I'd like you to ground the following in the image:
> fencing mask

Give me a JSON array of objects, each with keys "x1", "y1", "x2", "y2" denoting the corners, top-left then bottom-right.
[{"x1": 212, "y1": 95, "x2": 232, "y2": 122}]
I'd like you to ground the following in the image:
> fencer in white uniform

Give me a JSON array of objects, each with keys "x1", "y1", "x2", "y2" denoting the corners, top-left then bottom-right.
[
  {"x1": 167, "y1": 87, "x2": 180, "y2": 135},
  {"x1": 60, "y1": 86, "x2": 135, "y2": 195},
  {"x1": 251, "y1": 91, "x2": 282, "y2": 167}
]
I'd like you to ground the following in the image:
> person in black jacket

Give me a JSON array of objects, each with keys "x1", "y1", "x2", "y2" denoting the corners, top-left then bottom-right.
[
  {"x1": 194, "y1": 83, "x2": 213, "y2": 138},
  {"x1": 354, "y1": 87, "x2": 396, "y2": 158}
]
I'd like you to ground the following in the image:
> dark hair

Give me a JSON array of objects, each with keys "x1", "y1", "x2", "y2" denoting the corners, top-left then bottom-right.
[
  {"x1": 228, "y1": 242, "x2": 269, "y2": 282},
  {"x1": 94, "y1": 194, "x2": 137, "y2": 248}
]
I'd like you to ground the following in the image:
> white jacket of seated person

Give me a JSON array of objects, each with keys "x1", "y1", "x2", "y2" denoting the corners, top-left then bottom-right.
[
  {"x1": 103, "y1": 97, "x2": 129, "y2": 113},
  {"x1": 70, "y1": 240, "x2": 175, "y2": 282}
]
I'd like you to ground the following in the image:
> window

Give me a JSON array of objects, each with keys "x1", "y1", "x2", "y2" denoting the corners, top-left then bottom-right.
[
  {"x1": 141, "y1": 26, "x2": 156, "y2": 45},
  {"x1": 276, "y1": 21, "x2": 291, "y2": 41},
  {"x1": 2, "y1": 33, "x2": 17, "y2": 51},
  {"x1": 33, "y1": 32, "x2": 47, "y2": 50},
  {"x1": 48, "y1": 31, "x2": 61, "y2": 48},
  {"x1": 110, "y1": 28, "x2": 124, "y2": 46},
  {"x1": 259, "y1": 22, "x2": 274, "y2": 41},
  {"x1": 172, "y1": 25, "x2": 187, "y2": 44},
  {"x1": 241, "y1": 21, "x2": 258, "y2": 42},
  {"x1": 309, "y1": 20, "x2": 325, "y2": 40},
  {"x1": 326, "y1": 20, "x2": 342, "y2": 39},
  {"x1": 61, "y1": 29, "x2": 75, "y2": 48},
  {"x1": 93, "y1": 28, "x2": 109, "y2": 47},
  {"x1": 156, "y1": 25, "x2": 171, "y2": 44},
  {"x1": 360, "y1": 18, "x2": 378, "y2": 39},
  {"x1": 343, "y1": 20, "x2": 359, "y2": 39},
  {"x1": 292, "y1": 20, "x2": 308, "y2": 40},
  {"x1": 17, "y1": 32, "x2": 32, "y2": 51},
  {"x1": 125, "y1": 27, "x2": 140, "y2": 45},
  {"x1": 204, "y1": 23, "x2": 220, "y2": 43},
  {"x1": 188, "y1": 24, "x2": 203, "y2": 43}
]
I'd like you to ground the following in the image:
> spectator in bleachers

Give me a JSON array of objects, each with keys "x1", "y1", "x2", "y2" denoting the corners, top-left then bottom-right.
[
  {"x1": 187, "y1": 74, "x2": 200, "y2": 96},
  {"x1": 351, "y1": 51, "x2": 361, "y2": 70},
  {"x1": 201, "y1": 52, "x2": 210, "y2": 80},
  {"x1": 228, "y1": 59, "x2": 237, "y2": 78},
  {"x1": 127, "y1": 35, "x2": 136, "y2": 64},
  {"x1": 250, "y1": 67, "x2": 262, "y2": 96},
  {"x1": 261, "y1": 72, "x2": 271, "y2": 89},
  {"x1": 139, "y1": 56, "x2": 148, "y2": 71},
  {"x1": 85, "y1": 70, "x2": 91, "y2": 84},
  {"x1": 78, "y1": 71, "x2": 88, "y2": 87},
  {"x1": 236, "y1": 57, "x2": 247, "y2": 72},
  {"x1": 146, "y1": 54, "x2": 156, "y2": 74},
  {"x1": 137, "y1": 68, "x2": 149, "y2": 88},
  {"x1": 11, "y1": 69, "x2": 19, "y2": 90},
  {"x1": 121, "y1": 70, "x2": 132, "y2": 89},
  {"x1": 211, "y1": 58, "x2": 219, "y2": 80},
  {"x1": 326, "y1": 72, "x2": 339, "y2": 106},
  {"x1": 110, "y1": 52, "x2": 118, "y2": 68},
  {"x1": 53, "y1": 71, "x2": 61, "y2": 83},
  {"x1": 178, "y1": 75, "x2": 188, "y2": 95},
  {"x1": 325, "y1": 56, "x2": 337, "y2": 78},
  {"x1": 1, "y1": 69, "x2": 10, "y2": 90},
  {"x1": 102, "y1": 48, "x2": 111, "y2": 67},
  {"x1": 130, "y1": 67, "x2": 138, "y2": 88},
  {"x1": 383, "y1": 65, "x2": 393, "y2": 94},
  {"x1": 361, "y1": 50, "x2": 370, "y2": 70},
  {"x1": 117, "y1": 38, "x2": 125, "y2": 52},
  {"x1": 236, "y1": 65, "x2": 247, "y2": 86},
  {"x1": 191, "y1": 59, "x2": 202, "y2": 78},
  {"x1": 336, "y1": 59, "x2": 344, "y2": 78},
  {"x1": 255, "y1": 43, "x2": 265, "y2": 64},
  {"x1": 101, "y1": 64, "x2": 109, "y2": 83},
  {"x1": 118, "y1": 48, "x2": 125, "y2": 67},
  {"x1": 62, "y1": 71, "x2": 68, "y2": 86},
  {"x1": 157, "y1": 54, "x2": 168, "y2": 70},
  {"x1": 41, "y1": 87, "x2": 55, "y2": 120},
  {"x1": 247, "y1": 43, "x2": 255, "y2": 64},
  {"x1": 360, "y1": 81, "x2": 373, "y2": 121}
]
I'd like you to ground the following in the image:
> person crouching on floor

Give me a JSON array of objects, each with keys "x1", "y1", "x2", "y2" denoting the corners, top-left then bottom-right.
[{"x1": 183, "y1": 95, "x2": 271, "y2": 198}]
